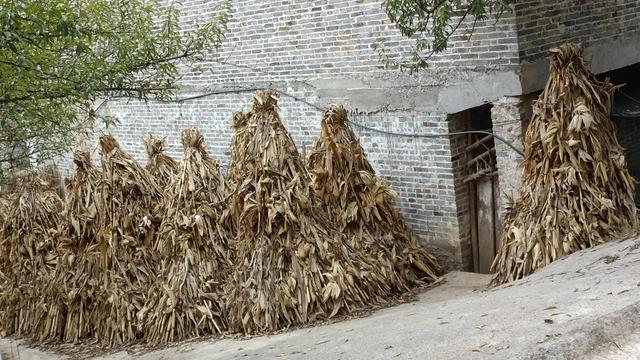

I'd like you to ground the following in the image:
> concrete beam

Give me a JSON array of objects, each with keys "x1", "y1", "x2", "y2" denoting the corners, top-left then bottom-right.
[
  {"x1": 311, "y1": 70, "x2": 523, "y2": 115},
  {"x1": 520, "y1": 33, "x2": 640, "y2": 94}
]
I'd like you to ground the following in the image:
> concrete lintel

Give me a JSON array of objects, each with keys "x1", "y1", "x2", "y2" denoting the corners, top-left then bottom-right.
[
  {"x1": 520, "y1": 33, "x2": 640, "y2": 94},
  {"x1": 436, "y1": 71, "x2": 523, "y2": 114},
  {"x1": 312, "y1": 70, "x2": 522, "y2": 115}
]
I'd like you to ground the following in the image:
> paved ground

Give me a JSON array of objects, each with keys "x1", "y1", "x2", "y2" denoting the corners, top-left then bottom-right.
[{"x1": 3, "y1": 236, "x2": 640, "y2": 359}]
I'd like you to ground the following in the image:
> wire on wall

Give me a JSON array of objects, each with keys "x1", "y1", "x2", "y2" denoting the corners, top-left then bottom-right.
[{"x1": 172, "y1": 86, "x2": 526, "y2": 157}]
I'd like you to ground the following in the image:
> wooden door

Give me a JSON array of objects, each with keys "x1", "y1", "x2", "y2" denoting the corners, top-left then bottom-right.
[{"x1": 465, "y1": 133, "x2": 499, "y2": 274}]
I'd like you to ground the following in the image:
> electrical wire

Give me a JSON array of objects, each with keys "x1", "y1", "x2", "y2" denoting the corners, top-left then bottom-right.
[{"x1": 173, "y1": 86, "x2": 526, "y2": 157}]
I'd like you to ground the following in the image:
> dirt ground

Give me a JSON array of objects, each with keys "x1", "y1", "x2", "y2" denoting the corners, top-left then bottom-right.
[{"x1": 3, "y1": 236, "x2": 640, "y2": 359}]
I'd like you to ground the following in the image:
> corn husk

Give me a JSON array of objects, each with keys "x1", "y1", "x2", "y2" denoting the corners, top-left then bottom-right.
[
  {"x1": 0, "y1": 194, "x2": 9, "y2": 226},
  {"x1": 0, "y1": 172, "x2": 63, "y2": 338},
  {"x1": 491, "y1": 43, "x2": 637, "y2": 285},
  {"x1": 144, "y1": 134, "x2": 178, "y2": 189},
  {"x1": 307, "y1": 105, "x2": 441, "y2": 291},
  {"x1": 226, "y1": 90, "x2": 392, "y2": 334},
  {"x1": 139, "y1": 128, "x2": 232, "y2": 345},
  {"x1": 226, "y1": 112, "x2": 250, "y2": 224},
  {"x1": 34, "y1": 147, "x2": 104, "y2": 343},
  {"x1": 94, "y1": 134, "x2": 162, "y2": 346}
]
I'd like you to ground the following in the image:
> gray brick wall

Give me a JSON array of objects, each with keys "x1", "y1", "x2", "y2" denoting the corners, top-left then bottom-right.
[
  {"x1": 60, "y1": 82, "x2": 467, "y2": 269},
  {"x1": 172, "y1": 0, "x2": 520, "y2": 85},
  {"x1": 57, "y1": 1, "x2": 640, "y2": 270},
  {"x1": 515, "y1": 0, "x2": 640, "y2": 63},
  {"x1": 55, "y1": 1, "x2": 524, "y2": 270}
]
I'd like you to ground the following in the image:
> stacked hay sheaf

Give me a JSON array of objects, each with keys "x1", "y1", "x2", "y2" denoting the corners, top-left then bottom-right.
[
  {"x1": 226, "y1": 112, "x2": 251, "y2": 223},
  {"x1": 144, "y1": 134, "x2": 179, "y2": 189},
  {"x1": 492, "y1": 43, "x2": 637, "y2": 285},
  {"x1": 226, "y1": 90, "x2": 392, "y2": 334},
  {"x1": 0, "y1": 172, "x2": 63, "y2": 338},
  {"x1": 0, "y1": 189, "x2": 10, "y2": 226},
  {"x1": 37, "y1": 147, "x2": 104, "y2": 343},
  {"x1": 307, "y1": 105, "x2": 441, "y2": 291},
  {"x1": 139, "y1": 128, "x2": 232, "y2": 345},
  {"x1": 95, "y1": 134, "x2": 163, "y2": 346}
]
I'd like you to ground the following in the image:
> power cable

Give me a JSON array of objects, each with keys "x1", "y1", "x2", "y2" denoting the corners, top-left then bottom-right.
[{"x1": 173, "y1": 86, "x2": 526, "y2": 156}]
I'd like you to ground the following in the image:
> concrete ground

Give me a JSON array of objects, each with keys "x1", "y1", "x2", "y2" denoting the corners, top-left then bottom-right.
[{"x1": 3, "y1": 236, "x2": 640, "y2": 359}]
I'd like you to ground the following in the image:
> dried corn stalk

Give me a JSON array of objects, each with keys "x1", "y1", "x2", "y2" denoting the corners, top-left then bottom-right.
[
  {"x1": 307, "y1": 105, "x2": 441, "y2": 291},
  {"x1": 0, "y1": 195, "x2": 9, "y2": 226},
  {"x1": 0, "y1": 171, "x2": 62, "y2": 338},
  {"x1": 38, "y1": 165, "x2": 65, "y2": 199},
  {"x1": 94, "y1": 134, "x2": 162, "y2": 346},
  {"x1": 139, "y1": 128, "x2": 232, "y2": 345},
  {"x1": 227, "y1": 90, "x2": 392, "y2": 334},
  {"x1": 34, "y1": 147, "x2": 104, "y2": 343},
  {"x1": 492, "y1": 43, "x2": 637, "y2": 285},
  {"x1": 226, "y1": 111, "x2": 251, "y2": 224},
  {"x1": 144, "y1": 134, "x2": 178, "y2": 189}
]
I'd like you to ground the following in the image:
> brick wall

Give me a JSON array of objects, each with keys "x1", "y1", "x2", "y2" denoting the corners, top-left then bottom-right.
[
  {"x1": 173, "y1": 0, "x2": 520, "y2": 86},
  {"x1": 55, "y1": 1, "x2": 525, "y2": 270},
  {"x1": 56, "y1": 0, "x2": 640, "y2": 270},
  {"x1": 491, "y1": 95, "x2": 535, "y2": 218},
  {"x1": 515, "y1": 0, "x2": 640, "y2": 63},
  {"x1": 61, "y1": 81, "x2": 467, "y2": 269}
]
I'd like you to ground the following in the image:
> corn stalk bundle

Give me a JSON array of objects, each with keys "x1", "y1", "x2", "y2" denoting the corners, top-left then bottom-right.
[
  {"x1": 226, "y1": 111, "x2": 251, "y2": 224},
  {"x1": 0, "y1": 195, "x2": 9, "y2": 226},
  {"x1": 0, "y1": 172, "x2": 63, "y2": 338},
  {"x1": 144, "y1": 134, "x2": 178, "y2": 189},
  {"x1": 139, "y1": 128, "x2": 232, "y2": 345},
  {"x1": 307, "y1": 105, "x2": 441, "y2": 291},
  {"x1": 33, "y1": 147, "x2": 104, "y2": 343},
  {"x1": 227, "y1": 90, "x2": 392, "y2": 334},
  {"x1": 492, "y1": 43, "x2": 637, "y2": 285},
  {"x1": 64, "y1": 147, "x2": 102, "y2": 243},
  {"x1": 94, "y1": 134, "x2": 163, "y2": 346},
  {"x1": 38, "y1": 165, "x2": 65, "y2": 199}
]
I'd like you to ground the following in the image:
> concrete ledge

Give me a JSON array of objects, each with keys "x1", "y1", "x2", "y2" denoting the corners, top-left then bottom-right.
[
  {"x1": 530, "y1": 301, "x2": 640, "y2": 360},
  {"x1": 520, "y1": 33, "x2": 640, "y2": 94}
]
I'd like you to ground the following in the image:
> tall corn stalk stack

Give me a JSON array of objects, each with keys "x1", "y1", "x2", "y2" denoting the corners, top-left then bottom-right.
[
  {"x1": 226, "y1": 90, "x2": 392, "y2": 334},
  {"x1": 492, "y1": 43, "x2": 637, "y2": 285},
  {"x1": 307, "y1": 105, "x2": 441, "y2": 291},
  {"x1": 95, "y1": 134, "x2": 163, "y2": 346},
  {"x1": 34, "y1": 147, "x2": 104, "y2": 343},
  {"x1": 144, "y1": 134, "x2": 178, "y2": 189},
  {"x1": 0, "y1": 172, "x2": 63, "y2": 338},
  {"x1": 0, "y1": 193, "x2": 9, "y2": 225},
  {"x1": 139, "y1": 128, "x2": 232, "y2": 345}
]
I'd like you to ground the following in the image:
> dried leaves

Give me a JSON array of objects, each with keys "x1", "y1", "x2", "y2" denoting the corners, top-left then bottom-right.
[
  {"x1": 144, "y1": 134, "x2": 178, "y2": 189},
  {"x1": 0, "y1": 90, "x2": 447, "y2": 346},
  {"x1": 94, "y1": 134, "x2": 163, "y2": 346},
  {"x1": 0, "y1": 171, "x2": 63, "y2": 338},
  {"x1": 139, "y1": 128, "x2": 231, "y2": 345},
  {"x1": 226, "y1": 91, "x2": 392, "y2": 334},
  {"x1": 307, "y1": 104, "x2": 441, "y2": 291},
  {"x1": 492, "y1": 43, "x2": 637, "y2": 285}
]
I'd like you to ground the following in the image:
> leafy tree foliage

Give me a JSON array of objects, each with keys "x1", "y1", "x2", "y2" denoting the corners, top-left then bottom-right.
[
  {"x1": 378, "y1": 0, "x2": 509, "y2": 72},
  {"x1": 0, "y1": 0, "x2": 230, "y2": 174}
]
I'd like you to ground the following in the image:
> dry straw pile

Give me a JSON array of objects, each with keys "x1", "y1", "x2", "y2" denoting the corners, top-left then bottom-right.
[
  {"x1": 226, "y1": 90, "x2": 392, "y2": 334},
  {"x1": 0, "y1": 172, "x2": 63, "y2": 338},
  {"x1": 139, "y1": 128, "x2": 232, "y2": 345},
  {"x1": 0, "y1": 192, "x2": 9, "y2": 226},
  {"x1": 94, "y1": 134, "x2": 163, "y2": 346},
  {"x1": 144, "y1": 134, "x2": 178, "y2": 189},
  {"x1": 307, "y1": 105, "x2": 441, "y2": 291},
  {"x1": 492, "y1": 43, "x2": 637, "y2": 284},
  {"x1": 40, "y1": 147, "x2": 103, "y2": 343},
  {"x1": 0, "y1": 90, "x2": 452, "y2": 346}
]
